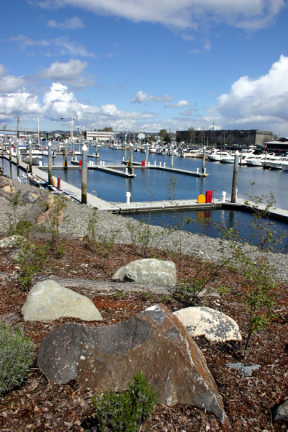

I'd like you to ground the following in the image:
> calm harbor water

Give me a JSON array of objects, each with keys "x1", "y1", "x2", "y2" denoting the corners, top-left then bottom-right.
[{"x1": 2, "y1": 146, "x2": 288, "y2": 250}]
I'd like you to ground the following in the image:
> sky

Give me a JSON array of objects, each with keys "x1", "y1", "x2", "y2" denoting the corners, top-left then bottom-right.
[{"x1": 0, "y1": 0, "x2": 288, "y2": 135}]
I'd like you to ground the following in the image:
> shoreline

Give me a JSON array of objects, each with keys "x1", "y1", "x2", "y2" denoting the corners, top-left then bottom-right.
[{"x1": 1, "y1": 178, "x2": 288, "y2": 281}]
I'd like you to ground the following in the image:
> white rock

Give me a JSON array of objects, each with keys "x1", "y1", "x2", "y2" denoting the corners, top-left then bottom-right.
[
  {"x1": 173, "y1": 306, "x2": 242, "y2": 342},
  {"x1": 22, "y1": 280, "x2": 103, "y2": 322},
  {"x1": 0, "y1": 235, "x2": 25, "y2": 248},
  {"x1": 112, "y1": 258, "x2": 176, "y2": 286}
]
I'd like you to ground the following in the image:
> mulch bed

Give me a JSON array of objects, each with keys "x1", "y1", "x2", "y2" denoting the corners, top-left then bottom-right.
[{"x1": 0, "y1": 238, "x2": 287, "y2": 431}]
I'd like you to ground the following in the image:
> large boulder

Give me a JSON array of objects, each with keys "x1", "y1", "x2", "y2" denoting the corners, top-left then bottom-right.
[
  {"x1": 37, "y1": 304, "x2": 229, "y2": 425},
  {"x1": 272, "y1": 399, "x2": 288, "y2": 422},
  {"x1": 22, "y1": 280, "x2": 102, "y2": 322},
  {"x1": 112, "y1": 259, "x2": 176, "y2": 286},
  {"x1": 173, "y1": 306, "x2": 242, "y2": 342}
]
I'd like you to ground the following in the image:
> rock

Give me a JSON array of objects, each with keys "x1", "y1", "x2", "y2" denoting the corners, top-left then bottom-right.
[
  {"x1": 226, "y1": 362, "x2": 261, "y2": 377},
  {"x1": 2, "y1": 184, "x2": 15, "y2": 194},
  {"x1": 22, "y1": 280, "x2": 103, "y2": 322},
  {"x1": 0, "y1": 177, "x2": 11, "y2": 188},
  {"x1": 272, "y1": 399, "x2": 288, "y2": 422},
  {"x1": 0, "y1": 235, "x2": 24, "y2": 248},
  {"x1": 22, "y1": 199, "x2": 47, "y2": 225},
  {"x1": 37, "y1": 304, "x2": 229, "y2": 425},
  {"x1": 173, "y1": 306, "x2": 242, "y2": 342},
  {"x1": 112, "y1": 259, "x2": 177, "y2": 286},
  {"x1": 20, "y1": 191, "x2": 40, "y2": 204},
  {"x1": 37, "y1": 207, "x2": 64, "y2": 225}
]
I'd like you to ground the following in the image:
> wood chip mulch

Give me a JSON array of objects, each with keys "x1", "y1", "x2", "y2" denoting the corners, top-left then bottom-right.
[{"x1": 0, "y1": 238, "x2": 287, "y2": 431}]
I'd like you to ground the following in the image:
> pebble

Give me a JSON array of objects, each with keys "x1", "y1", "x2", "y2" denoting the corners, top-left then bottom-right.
[{"x1": 1, "y1": 179, "x2": 288, "y2": 281}]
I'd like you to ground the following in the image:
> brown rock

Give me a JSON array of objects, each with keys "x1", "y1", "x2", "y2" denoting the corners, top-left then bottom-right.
[
  {"x1": 37, "y1": 304, "x2": 229, "y2": 425},
  {"x1": 37, "y1": 207, "x2": 64, "y2": 225},
  {"x1": 2, "y1": 184, "x2": 15, "y2": 193},
  {"x1": 0, "y1": 176, "x2": 11, "y2": 188}
]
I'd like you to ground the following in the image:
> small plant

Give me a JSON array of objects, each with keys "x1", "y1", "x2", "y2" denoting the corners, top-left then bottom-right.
[
  {"x1": 42, "y1": 195, "x2": 67, "y2": 259},
  {"x1": 140, "y1": 290, "x2": 155, "y2": 301},
  {"x1": 0, "y1": 322, "x2": 34, "y2": 397},
  {"x1": 5, "y1": 189, "x2": 32, "y2": 238},
  {"x1": 17, "y1": 240, "x2": 47, "y2": 290},
  {"x1": 94, "y1": 371, "x2": 157, "y2": 432}
]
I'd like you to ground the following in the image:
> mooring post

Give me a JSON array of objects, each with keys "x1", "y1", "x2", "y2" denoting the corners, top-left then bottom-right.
[
  {"x1": 48, "y1": 141, "x2": 53, "y2": 185},
  {"x1": 16, "y1": 141, "x2": 20, "y2": 166},
  {"x1": 124, "y1": 142, "x2": 127, "y2": 161},
  {"x1": 231, "y1": 150, "x2": 240, "y2": 203},
  {"x1": 171, "y1": 145, "x2": 174, "y2": 168},
  {"x1": 145, "y1": 144, "x2": 149, "y2": 165},
  {"x1": 72, "y1": 140, "x2": 75, "y2": 160},
  {"x1": 64, "y1": 141, "x2": 68, "y2": 167},
  {"x1": 9, "y1": 142, "x2": 12, "y2": 161},
  {"x1": 82, "y1": 144, "x2": 88, "y2": 204},
  {"x1": 29, "y1": 140, "x2": 32, "y2": 173},
  {"x1": 128, "y1": 144, "x2": 134, "y2": 175},
  {"x1": 202, "y1": 145, "x2": 206, "y2": 173}
]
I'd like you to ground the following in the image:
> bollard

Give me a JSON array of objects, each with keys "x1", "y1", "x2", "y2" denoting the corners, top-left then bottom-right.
[
  {"x1": 148, "y1": 161, "x2": 150, "y2": 167},
  {"x1": 197, "y1": 167, "x2": 199, "y2": 174},
  {"x1": 171, "y1": 145, "x2": 174, "y2": 168},
  {"x1": 202, "y1": 145, "x2": 206, "y2": 173},
  {"x1": 126, "y1": 168, "x2": 128, "y2": 175},
  {"x1": 164, "y1": 162, "x2": 166, "y2": 167},
  {"x1": 103, "y1": 161, "x2": 105, "y2": 166},
  {"x1": 222, "y1": 191, "x2": 226, "y2": 203},
  {"x1": 126, "y1": 191, "x2": 131, "y2": 204},
  {"x1": 122, "y1": 156, "x2": 124, "y2": 161},
  {"x1": 154, "y1": 161, "x2": 156, "y2": 166},
  {"x1": 29, "y1": 140, "x2": 32, "y2": 173},
  {"x1": 39, "y1": 160, "x2": 42, "y2": 167},
  {"x1": 57, "y1": 177, "x2": 61, "y2": 189},
  {"x1": 159, "y1": 161, "x2": 162, "y2": 167},
  {"x1": 100, "y1": 160, "x2": 102, "y2": 166},
  {"x1": 231, "y1": 151, "x2": 240, "y2": 203},
  {"x1": 204, "y1": 168, "x2": 206, "y2": 174},
  {"x1": 82, "y1": 144, "x2": 88, "y2": 204},
  {"x1": 48, "y1": 142, "x2": 53, "y2": 185},
  {"x1": 128, "y1": 144, "x2": 134, "y2": 175}
]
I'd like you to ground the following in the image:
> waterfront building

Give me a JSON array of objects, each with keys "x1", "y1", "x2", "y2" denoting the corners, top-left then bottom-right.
[
  {"x1": 264, "y1": 137, "x2": 288, "y2": 152},
  {"x1": 176, "y1": 129, "x2": 273, "y2": 147},
  {"x1": 85, "y1": 130, "x2": 114, "y2": 142}
]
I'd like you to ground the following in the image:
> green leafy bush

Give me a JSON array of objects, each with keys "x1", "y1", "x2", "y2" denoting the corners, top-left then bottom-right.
[
  {"x1": 0, "y1": 322, "x2": 34, "y2": 397},
  {"x1": 94, "y1": 371, "x2": 157, "y2": 431}
]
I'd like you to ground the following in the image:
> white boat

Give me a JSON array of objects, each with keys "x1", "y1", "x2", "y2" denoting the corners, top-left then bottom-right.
[
  {"x1": 281, "y1": 161, "x2": 288, "y2": 171},
  {"x1": 221, "y1": 154, "x2": 235, "y2": 164},
  {"x1": 23, "y1": 155, "x2": 43, "y2": 165},
  {"x1": 246, "y1": 155, "x2": 263, "y2": 166},
  {"x1": 269, "y1": 156, "x2": 288, "y2": 170},
  {"x1": 208, "y1": 150, "x2": 231, "y2": 162}
]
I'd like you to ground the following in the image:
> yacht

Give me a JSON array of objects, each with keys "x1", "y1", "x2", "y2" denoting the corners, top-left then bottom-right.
[
  {"x1": 208, "y1": 149, "x2": 231, "y2": 162},
  {"x1": 246, "y1": 155, "x2": 263, "y2": 167}
]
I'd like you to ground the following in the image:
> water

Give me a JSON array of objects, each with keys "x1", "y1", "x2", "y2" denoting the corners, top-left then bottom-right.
[{"x1": 2, "y1": 146, "x2": 288, "y2": 250}]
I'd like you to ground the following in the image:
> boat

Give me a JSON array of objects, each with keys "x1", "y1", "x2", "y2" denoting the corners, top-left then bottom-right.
[
  {"x1": 71, "y1": 159, "x2": 80, "y2": 165},
  {"x1": 23, "y1": 155, "x2": 43, "y2": 165},
  {"x1": 245, "y1": 155, "x2": 263, "y2": 167},
  {"x1": 208, "y1": 150, "x2": 231, "y2": 162},
  {"x1": 268, "y1": 156, "x2": 288, "y2": 170},
  {"x1": 26, "y1": 173, "x2": 47, "y2": 188},
  {"x1": 221, "y1": 154, "x2": 235, "y2": 164}
]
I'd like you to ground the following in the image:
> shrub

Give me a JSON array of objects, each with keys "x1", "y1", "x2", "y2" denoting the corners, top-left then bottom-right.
[
  {"x1": 94, "y1": 371, "x2": 157, "y2": 432},
  {"x1": 0, "y1": 322, "x2": 34, "y2": 397},
  {"x1": 17, "y1": 240, "x2": 47, "y2": 290}
]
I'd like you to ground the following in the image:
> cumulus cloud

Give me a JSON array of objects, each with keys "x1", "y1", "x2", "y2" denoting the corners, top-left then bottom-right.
[
  {"x1": 8, "y1": 34, "x2": 94, "y2": 57},
  {"x1": 47, "y1": 16, "x2": 84, "y2": 29},
  {"x1": 213, "y1": 55, "x2": 288, "y2": 131},
  {"x1": 131, "y1": 90, "x2": 173, "y2": 107},
  {"x1": 31, "y1": 0, "x2": 285, "y2": 30},
  {"x1": 169, "y1": 100, "x2": 190, "y2": 108},
  {"x1": 0, "y1": 82, "x2": 155, "y2": 129},
  {"x1": 36, "y1": 59, "x2": 95, "y2": 88}
]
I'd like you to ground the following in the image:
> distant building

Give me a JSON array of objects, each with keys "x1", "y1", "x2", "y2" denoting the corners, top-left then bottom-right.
[
  {"x1": 176, "y1": 129, "x2": 273, "y2": 147},
  {"x1": 264, "y1": 137, "x2": 288, "y2": 152},
  {"x1": 85, "y1": 130, "x2": 114, "y2": 141}
]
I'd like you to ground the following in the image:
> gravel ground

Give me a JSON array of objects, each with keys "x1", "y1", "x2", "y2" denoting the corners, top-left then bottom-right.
[{"x1": 1, "y1": 178, "x2": 288, "y2": 281}]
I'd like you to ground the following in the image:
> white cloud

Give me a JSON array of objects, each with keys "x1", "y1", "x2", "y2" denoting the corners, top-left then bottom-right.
[
  {"x1": 47, "y1": 16, "x2": 84, "y2": 29},
  {"x1": 131, "y1": 90, "x2": 173, "y2": 107},
  {"x1": 169, "y1": 100, "x2": 190, "y2": 108},
  {"x1": 0, "y1": 64, "x2": 8, "y2": 77},
  {"x1": 36, "y1": 59, "x2": 95, "y2": 88},
  {"x1": 31, "y1": 0, "x2": 285, "y2": 30},
  {"x1": 8, "y1": 34, "x2": 94, "y2": 57},
  {"x1": 0, "y1": 76, "x2": 27, "y2": 93},
  {"x1": 213, "y1": 55, "x2": 288, "y2": 132}
]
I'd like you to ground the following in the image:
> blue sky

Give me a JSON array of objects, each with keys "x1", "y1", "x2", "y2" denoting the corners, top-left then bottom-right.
[{"x1": 0, "y1": 0, "x2": 288, "y2": 135}]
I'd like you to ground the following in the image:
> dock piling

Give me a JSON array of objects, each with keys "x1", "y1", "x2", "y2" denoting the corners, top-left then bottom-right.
[
  {"x1": 48, "y1": 142, "x2": 53, "y2": 185},
  {"x1": 9, "y1": 142, "x2": 12, "y2": 161},
  {"x1": 202, "y1": 145, "x2": 206, "y2": 173},
  {"x1": 64, "y1": 141, "x2": 68, "y2": 167},
  {"x1": 16, "y1": 141, "x2": 20, "y2": 166},
  {"x1": 29, "y1": 140, "x2": 32, "y2": 173},
  {"x1": 145, "y1": 144, "x2": 149, "y2": 165},
  {"x1": 171, "y1": 145, "x2": 174, "y2": 168},
  {"x1": 128, "y1": 144, "x2": 134, "y2": 175},
  {"x1": 82, "y1": 144, "x2": 88, "y2": 204},
  {"x1": 231, "y1": 151, "x2": 240, "y2": 203}
]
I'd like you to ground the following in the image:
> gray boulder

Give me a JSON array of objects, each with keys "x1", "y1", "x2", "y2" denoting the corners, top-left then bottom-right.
[
  {"x1": 173, "y1": 306, "x2": 242, "y2": 342},
  {"x1": 22, "y1": 280, "x2": 102, "y2": 322},
  {"x1": 112, "y1": 259, "x2": 176, "y2": 286},
  {"x1": 226, "y1": 362, "x2": 261, "y2": 377},
  {"x1": 20, "y1": 191, "x2": 40, "y2": 204},
  {"x1": 37, "y1": 304, "x2": 229, "y2": 425},
  {"x1": 272, "y1": 399, "x2": 288, "y2": 422}
]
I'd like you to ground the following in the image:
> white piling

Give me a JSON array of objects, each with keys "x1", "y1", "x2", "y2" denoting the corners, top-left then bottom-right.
[
  {"x1": 154, "y1": 161, "x2": 156, "y2": 166},
  {"x1": 159, "y1": 161, "x2": 162, "y2": 167},
  {"x1": 222, "y1": 191, "x2": 226, "y2": 203},
  {"x1": 126, "y1": 192, "x2": 131, "y2": 203},
  {"x1": 164, "y1": 162, "x2": 166, "y2": 167},
  {"x1": 82, "y1": 144, "x2": 88, "y2": 204}
]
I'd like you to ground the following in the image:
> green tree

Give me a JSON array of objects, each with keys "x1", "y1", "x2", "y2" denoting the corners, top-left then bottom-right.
[
  {"x1": 164, "y1": 133, "x2": 171, "y2": 143},
  {"x1": 159, "y1": 129, "x2": 167, "y2": 139}
]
